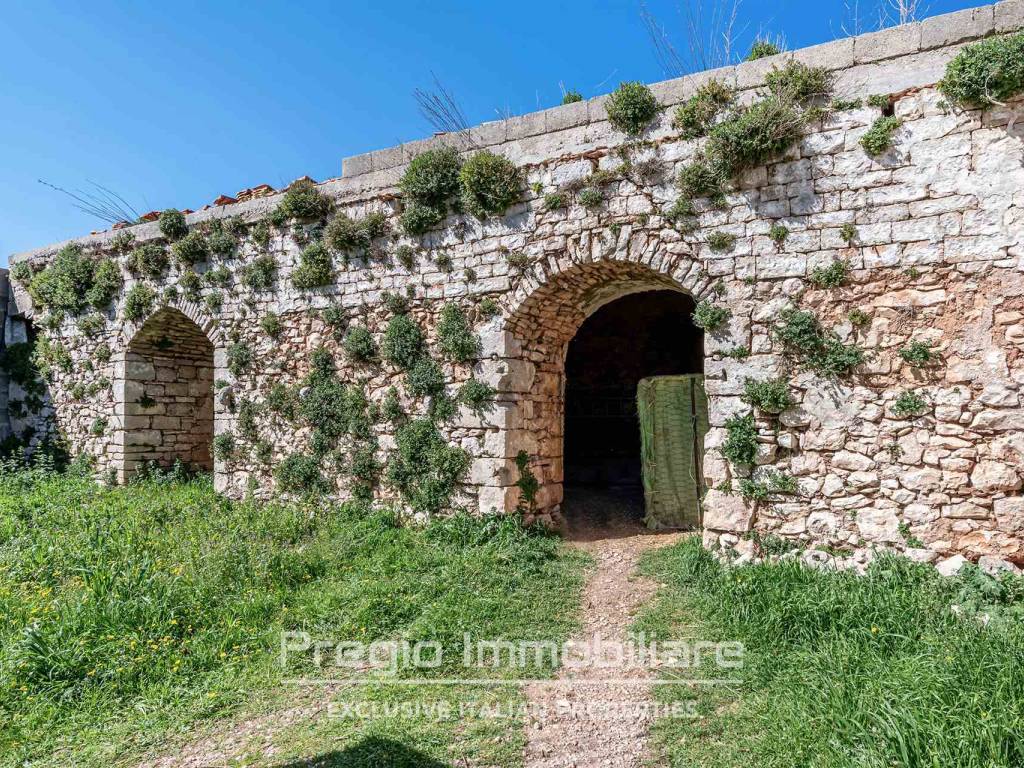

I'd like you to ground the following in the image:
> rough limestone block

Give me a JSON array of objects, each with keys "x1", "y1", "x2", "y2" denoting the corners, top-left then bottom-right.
[
  {"x1": 854, "y1": 23, "x2": 922, "y2": 64},
  {"x1": 995, "y1": 0, "x2": 1024, "y2": 31},
  {"x1": 921, "y1": 4, "x2": 994, "y2": 49},
  {"x1": 791, "y1": 37, "x2": 855, "y2": 72},
  {"x1": 341, "y1": 152, "x2": 373, "y2": 178},
  {"x1": 736, "y1": 51, "x2": 791, "y2": 90},
  {"x1": 702, "y1": 489, "x2": 754, "y2": 532},
  {"x1": 936, "y1": 554, "x2": 970, "y2": 576}
]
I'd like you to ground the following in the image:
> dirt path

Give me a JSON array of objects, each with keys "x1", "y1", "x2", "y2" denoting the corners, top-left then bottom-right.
[
  {"x1": 522, "y1": 490, "x2": 683, "y2": 768},
  {"x1": 134, "y1": 491, "x2": 679, "y2": 768}
]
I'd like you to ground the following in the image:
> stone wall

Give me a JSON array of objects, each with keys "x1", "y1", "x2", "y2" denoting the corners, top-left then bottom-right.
[{"x1": 7, "y1": 0, "x2": 1024, "y2": 566}]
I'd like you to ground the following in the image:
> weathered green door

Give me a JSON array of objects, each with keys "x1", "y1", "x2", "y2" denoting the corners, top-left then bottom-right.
[{"x1": 637, "y1": 375, "x2": 709, "y2": 529}]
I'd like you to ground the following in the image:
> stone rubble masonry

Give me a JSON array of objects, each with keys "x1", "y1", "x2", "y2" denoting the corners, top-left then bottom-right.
[{"x1": 5, "y1": 0, "x2": 1024, "y2": 568}]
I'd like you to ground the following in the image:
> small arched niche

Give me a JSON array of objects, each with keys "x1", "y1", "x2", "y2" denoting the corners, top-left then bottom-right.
[{"x1": 117, "y1": 307, "x2": 215, "y2": 481}]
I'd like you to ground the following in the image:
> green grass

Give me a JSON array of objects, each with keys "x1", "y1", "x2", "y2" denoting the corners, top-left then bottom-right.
[
  {"x1": 0, "y1": 463, "x2": 588, "y2": 767},
  {"x1": 636, "y1": 538, "x2": 1024, "y2": 768}
]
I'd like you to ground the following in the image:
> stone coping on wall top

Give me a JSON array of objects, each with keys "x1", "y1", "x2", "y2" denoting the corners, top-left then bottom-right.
[
  {"x1": 8, "y1": 0, "x2": 1023, "y2": 265},
  {"x1": 340, "y1": 0, "x2": 1022, "y2": 177}
]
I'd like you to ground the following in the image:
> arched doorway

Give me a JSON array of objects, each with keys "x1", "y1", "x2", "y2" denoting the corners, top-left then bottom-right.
[
  {"x1": 499, "y1": 254, "x2": 710, "y2": 530},
  {"x1": 118, "y1": 307, "x2": 215, "y2": 480},
  {"x1": 563, "y1": 290, "x2": 704, "y2": 527}
]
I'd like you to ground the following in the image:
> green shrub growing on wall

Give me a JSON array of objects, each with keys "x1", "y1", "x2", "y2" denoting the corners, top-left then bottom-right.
[
  {"x1": 237, "y1": 399, "x2": 259, "y2": 441},
  {"x1": 9, "y1": 260, "x2": 33, "y2": 285},
  {"x1": 348, "y1": 440, "x2": 382, "y2": 502},
  {"x1": 746, "y1": 39, "x2": 782, "y2": 61},
  {"x1": 382, "y1": 314, "x2": 425, "y2": 369},
  {"x1": 722, "y1": 412, "x2": 758, "y2": 466},
  {"x1": 673, "y1": 80, "x2": 734, "y2": 139},
  {"x1": 204, "y1": 291, "x2": 223, "y2": 313},
  {"x1": 299, "y1": 356, "x2": 373, "y2": 454},
  {"x1": 158, "y1": 209, "x2": 188, "y2": 240},
  {"x1": 28, "y1": 245, "x2": 92, "y2": 315},
  {"x1": 109, "y1": 230, "x2": 135, "y2": 253},
  {"x1": 32, "y1": 337, "x2": 73, "y2": 380},
  {"x1": 742, "y1": 377, "x2": 793, "y2": 415},
  {"x1": 276, "y1": 452, "x2": 330, "y2": 495},
  {"x1": 382, "y1": 291, "x2": 410, "y2": 315},
  {"x1": 402, "y1": 147, "x2": 462, "y2": 209},
  {"x1": 78, "y1": 313, "x2": 105, "y2": 336},
  {"x1": 544, "y1": 192, "x2": 567, "y2": 210},
  {"x1": 291, "y1": 242, "x2": 333, "y2": 289},
  {"x1": 561, "y1": 90, "x2": 583, "y2": 104},
  {"x1": 86, "y1": 259, "x2": 122, "y2": 309},
  {"x1": 275, "y1": 179, "x2": 331, "y2": 220},
  {"x1": 899, "y1": 341, "x2": 934, "y2": 367},
  {"x1": 831, "y1": 97, "x2": 864, "y2": 111},
  {"x1": 768, "y1": 223, "x2": 789, "y2": 245},
  {"x1": 127, "y1": 243, "x2": 169, "y2": 278},
  {"x1": 395, "y1": 245, "x2": 417, "y2": 270},
  {"x1": 707, "y1": 231, "x2": 736, "y2": 252},
  {"x1": 123, "y1": 284, "x2": 155, "y2": 322},
  {"x1": 458, "y1": 378, "x2": 496, "y2": 415},
  {"x1": 407, "y1": 356, "x2": 445, "y2": 398},
  {"x1": 267, "y1": 382, "x2": 298, "y2": 421},
  {"x1": 212, "y1": 433, "x2": 235, "y2": 460},
  {"x1": 708, "y1": 96, "x2": 807, "y2": 176},
  {"x1": 765, "y1": 61, "x2": 833, "y2": 104},
  {"x1": 400, "y1": 201, "x2": 444, "y2": 235},
  {"x1": 325, "y1": 211, "x2": 389, "y2": 259},
  {"x1": 775, "y1": 307, "x2": 864, "y2": 377},
  {"x1": 241, "y1": 255, "x2": 277, "y2": 291},
  {"x1": 399, "y1": 147, "x2": 463, "y2": 234},
  {"x1": 739, "y1": 471, "x2": 798, "y2": 501},
  {"x1": 382, "y1": 386, "x2": 406, "y2": 424},
  {"x1": 260, "y1": 312, "x2": 282, "y2": 338},
  {"x1": 206, "y1": 220, "x2": 237, "y2": 257},
  {"x1": 459, "y1": 151, "x2": 522, "y2": 218},
  {"x1": 677, "y1": 157, "x2": 728, "y2": 202},
  {"x1": 939, "y1": 32, "x2": 1024, "y2": 108},
  {"x1": 226, "y1": 341, "x2": 253, "y2": 377},
  {"x1": 860, "y1": 116, "x2": 902, "y2": 155},
  {"x1": 893, "y1": 390, "x2": 928, "y2": 418},
  {"x1": 848, "y1": 308, "x2": 871, "y2": 327},
  {"x1": 692, "y1": 300, "x2": 731, "y2": 331},
  {"x1": 387, "y1": 417, "x2": 470, "y2": 515},
  {"x1": 840, "y1": 222, "x2": 858, "y2": 244},
  {"x1": 319, "y1": 304, "x2": 347, "y2": 340},
  {"x1": 344, "y1": 325, "x2": 378, "y2": 363},
  {"x1": 437, "y1": 303, "x2": 480, "y2": 362},
  {"x1": 577, "y1": 186, "x2": 604, "y2": 209},
  {"x1": 178, "y1": 270, "x2": 202, "y2": 301},
  {"x1": 514, "y1": 450, "x2": 540, "y2": 513},
  {"x1": 478, "y1": 297, "x2": 500, "y2": 319},
  {"x1": 203, "y1": 266, "x2": 232, "y2": 288},
  {"x1": 171, "y1": 231, "x2": 209, "y2": 266},
  {"x1": 605, "y1": 81, "x2": 660, "y2": 136},
  {"x1": 809, "y1": 260, "x2": 849, "y2": 288}
]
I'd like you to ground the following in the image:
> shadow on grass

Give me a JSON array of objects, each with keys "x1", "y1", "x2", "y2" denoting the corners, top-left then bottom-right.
[{"x1": 273, "y1": 735, "x2": 451, "y2": 767}]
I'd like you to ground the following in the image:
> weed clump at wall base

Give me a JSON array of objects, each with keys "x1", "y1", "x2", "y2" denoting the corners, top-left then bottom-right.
[
  {"x1": 636, "y1": 539, "x2": 1024, "y2": 768},
  {"x1": 387, "y1": 418, "x2": 470, "y2": 514}
]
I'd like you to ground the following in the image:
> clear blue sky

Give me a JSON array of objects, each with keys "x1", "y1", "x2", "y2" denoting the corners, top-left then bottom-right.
[{"x1": 0, "y1": 0, "x2": 982, "y2": 262}]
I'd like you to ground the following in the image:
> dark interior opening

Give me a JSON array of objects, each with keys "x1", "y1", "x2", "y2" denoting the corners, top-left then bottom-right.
[{"x1": 563, "y1": 289, "x2": 703, "y2": 524}]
